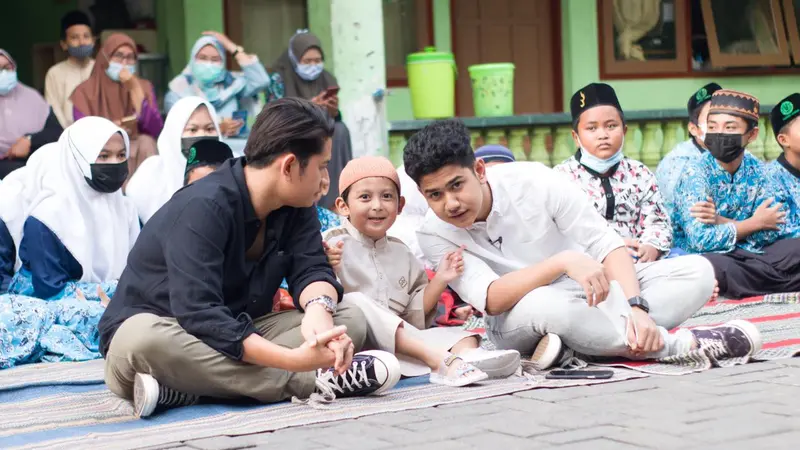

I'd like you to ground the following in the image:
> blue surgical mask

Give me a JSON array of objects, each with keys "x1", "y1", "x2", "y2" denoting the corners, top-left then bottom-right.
[
  {"x1": 191, "y1": 61, "x2": 224, "y2": 85},
  {"x1": 578, "y1": 136, "x2": 625, "y2": 174},
  {"x1": 68, "y1": 44, "x2": 94, "y2": 59},
  {"x1": 105, "y1": 62, "x2": 136, "y2": 82},
  {"x1": 296, "y1": 63, "x2": 324, "y2": 81},
  {"x1": 0, "y1": 70, "x2": 18, "y2": 95}
]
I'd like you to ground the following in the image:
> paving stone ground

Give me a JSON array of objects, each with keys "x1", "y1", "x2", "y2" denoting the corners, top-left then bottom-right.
[{"x1": 169, "y1": 359, "x2": 800, "y2": 450}]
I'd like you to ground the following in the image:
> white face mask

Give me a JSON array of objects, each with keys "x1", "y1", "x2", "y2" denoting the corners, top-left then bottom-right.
[
  {"x1": 577, "y1": 136, "x2": 625, "y2": 174},
  {"x1": 699, "y1": 123, "x2": 708, "y2": 143}
]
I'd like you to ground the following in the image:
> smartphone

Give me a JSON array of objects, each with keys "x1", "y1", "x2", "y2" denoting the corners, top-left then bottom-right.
[
  {"x1": 545, "y1": 369, "x2": 614, "y2": 380},
  {"x1": 231, "y1": 110, "x2": 248, "y2": 136},
  {"x1": 323, "y1": 86, "x2": 340, "y2": 98}
]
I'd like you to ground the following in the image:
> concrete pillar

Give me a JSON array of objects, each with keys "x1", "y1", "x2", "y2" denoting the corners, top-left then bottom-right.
[{"x1": 323, "y1": 0, "x2": 389, "y2": 157}]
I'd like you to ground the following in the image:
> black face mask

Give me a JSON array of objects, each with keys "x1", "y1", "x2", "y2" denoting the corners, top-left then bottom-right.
[
  {"x1": 704, "y1": 133, "x2": 746, "y2": 163},
  {"x1": 84, "y1": 161, "x2": 129, "y2": 193},
  {"x1": 180, "y1": 136, "x2": 219, "y2": 159}
]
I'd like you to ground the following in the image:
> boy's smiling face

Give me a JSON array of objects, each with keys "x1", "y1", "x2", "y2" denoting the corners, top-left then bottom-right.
[{"x1": 336, "y1": 176, "x2": 405, "y2": 240}]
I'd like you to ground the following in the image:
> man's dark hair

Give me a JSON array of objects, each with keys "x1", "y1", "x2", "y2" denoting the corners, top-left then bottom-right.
[
  {"x1": 245, "y1": 97, "x2": 335, "y2": 169},
  {"x1": 183, "y1": 163, "x2": 222, "y2": 186},
  {"x1": 688, "y1": 104, "x2": 704, "y2": 125},
  {"x1": 403, "y1": 119, "x2": 475, "y2": 185}
]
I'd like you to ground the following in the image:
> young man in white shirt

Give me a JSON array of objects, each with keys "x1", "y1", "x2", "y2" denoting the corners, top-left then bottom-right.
[{"x1": 403, "y1": 111, "x2": 761, "y2": 369}]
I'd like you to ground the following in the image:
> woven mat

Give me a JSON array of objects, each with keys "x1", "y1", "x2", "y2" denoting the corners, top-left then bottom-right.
[
  {"x1": 0, "y1": 360, "x2": 105, "y2": 392},
  {"x1": 2, "y1": 368, "x2": 645, "y2": 450},
  {"x1": 592, "y1": 293, "x2": 800, "y2": 375}
]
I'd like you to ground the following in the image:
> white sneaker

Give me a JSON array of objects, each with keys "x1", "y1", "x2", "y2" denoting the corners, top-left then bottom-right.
[
  {"x1": 459, "y1": 348, "x2": 521, "y2": 379},
  {"x1": 529, "y1": 333, "x2": 564, "y2": 371},
  {"x1": 133, "y1": 373, "x2": 199, "y2": 418},
  {"x1": 315, "y1": 350, "x2": 401, "y2": 399}
]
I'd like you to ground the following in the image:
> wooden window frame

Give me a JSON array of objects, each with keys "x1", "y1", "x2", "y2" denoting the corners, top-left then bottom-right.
[
  {"x1": 386, "y1": 0, "x2": 435, "y2": 87},
  {"x1": 597, "y1": 0, "x2": 690, "y2": 77},
  {"x1": 701, "y1": 0, "x2": 792, "y2": 68},
  {"x1": 599, "y1": 0, "x2": 800, "y2": 80},
  {"x1": 782, "y1": 0, "x2": 800, "y2": 61}
]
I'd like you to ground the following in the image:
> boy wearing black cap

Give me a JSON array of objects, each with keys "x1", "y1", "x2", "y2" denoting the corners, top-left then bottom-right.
[
  {"x1": 555, "y1": 83, "x2": 671, "y2": 262},
  {"x1": 672, "y1": 90, "x2": 800, "y2": 297},
  {"x1": 45, "y1": 10, "x2": 96, "y2": 129},
  {"x1": 766, "y1": 93, "x2": 800, "y2": 229},
  {"x1": 183, "y1": 139, "x2": 234, "y2": 185},
  {"x1": 656, "y1": 83, "x2": 722, "y2": 215}
]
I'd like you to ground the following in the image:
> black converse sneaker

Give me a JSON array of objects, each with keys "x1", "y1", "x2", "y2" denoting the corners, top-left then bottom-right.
[
  {"x1": 315, "y1": 350, "x2": 401, "y2": 399},
  {"x1": 690, "y1": 320, "x2": 762, "y2": 360},
  {"x1": 133, "y1": 373, "x2": 200, "y2": 418}
]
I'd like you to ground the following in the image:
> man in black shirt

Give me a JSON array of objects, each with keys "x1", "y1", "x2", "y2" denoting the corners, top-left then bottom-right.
[{"x1": 99, "y1": 98, "x2": 401, "y2": 417}]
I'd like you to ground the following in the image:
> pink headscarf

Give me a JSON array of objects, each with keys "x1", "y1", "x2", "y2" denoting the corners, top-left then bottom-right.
[{"x1": 0, "y1": 49, "x2": 50, "y2": 154}]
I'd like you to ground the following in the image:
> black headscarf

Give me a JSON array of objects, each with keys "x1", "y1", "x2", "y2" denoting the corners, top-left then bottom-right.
[{"x1": 270, "y1": 32, "x2": 339, "y2": 100}]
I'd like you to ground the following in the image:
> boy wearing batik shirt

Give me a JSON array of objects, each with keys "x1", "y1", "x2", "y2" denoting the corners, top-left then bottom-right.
[
  {"x1": 656, "y1": 83, "x2": 721, "y2": 215},
  {"x1": 555, "y1": 83, "x2": 671, "y2": 262},
  {"x1": 766, "y1": 93, "x2": 800, "y2": 230},
  {"x1": 672, "y1": 89, "x2": 800, "y2": 298}
]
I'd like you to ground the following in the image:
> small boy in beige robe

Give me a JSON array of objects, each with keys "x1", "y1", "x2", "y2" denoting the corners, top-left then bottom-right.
[{"x1": 323, "y1": 156, "x2": 520, "y2": 386}]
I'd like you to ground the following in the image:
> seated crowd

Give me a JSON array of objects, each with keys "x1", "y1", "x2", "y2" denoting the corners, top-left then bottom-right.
[{"x1": 0, "y1": 9, "x2": 798, "y2": 421}]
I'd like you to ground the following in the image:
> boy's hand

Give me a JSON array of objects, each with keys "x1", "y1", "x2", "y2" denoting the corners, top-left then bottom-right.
[
  {"x1": 690, "y1": 197, "x2": 719, "y2": 224},
  {"x1": 322, "y1": 240, "x2": 344, "y2": 272},
  {"x1": 435, "y1": 246, "x2": 465, "y2": 283},
  {"x1": 753, "y1": 197, "x2": 785, "y2": 230},
  {"x1": 637, "y1": 244, "x2": 661, "y2": 263}
]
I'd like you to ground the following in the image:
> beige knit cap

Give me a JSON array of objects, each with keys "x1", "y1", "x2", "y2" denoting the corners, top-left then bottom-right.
[{"x1": 338, "y1": 156, "x2": 401, "y2": 196}]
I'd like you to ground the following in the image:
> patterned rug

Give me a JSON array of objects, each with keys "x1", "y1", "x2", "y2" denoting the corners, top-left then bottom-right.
[
  {"x1": 464, "y1": 293, "x2": 800, "y2": 376},
  {"x1": 0, "y1": 368, "x2": 645, "y2": 450},
  {"x1": 592, "y1": 293, "x2": 800, "y2": 375}
]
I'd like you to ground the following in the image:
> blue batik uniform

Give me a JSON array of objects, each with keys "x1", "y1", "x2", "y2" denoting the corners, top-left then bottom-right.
[
  {"x1": 672, "y1": 151, "x2": 790, "y2": 254},
  {"x1": 766, "y1": 155, "x2": 800, "y2": 235},
  {"x1": 0, "y1": 220, "x2": 15, "y2": 293},
  {"x1": 656, "y1": 138, "x2": 706, "y2": 217},
  {"x1": 8, "y1": 217, "x2": 117, "y2": 301}
]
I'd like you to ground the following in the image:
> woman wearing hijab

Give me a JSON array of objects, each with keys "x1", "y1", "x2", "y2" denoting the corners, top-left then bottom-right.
[
  {"x1": 269, "y1": 31, "x2": 353, "y2": 210},
  {"x1": 9, "y1": 117, "x2": 140, "y2": 300},
  {"x1": 70, "y1": 33, "x2": 162, "y2": 183},
  {"x1": 165, "y1": 31, "x2": 271, "y2": 157},
  {"x1": 0, "y1": 50, "x2": 63, "y2": 179},
  {"x1": 126, "y1": 96, "x2": 220, "y2": 224},
  {"x1": 0, "y1": 144, "x2": 62, "y2": 293}
]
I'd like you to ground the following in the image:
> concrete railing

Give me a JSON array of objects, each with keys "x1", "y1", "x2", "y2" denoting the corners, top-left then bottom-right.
[{"x1": 388, "y1": 107, "x2": 783, "y2": 169}]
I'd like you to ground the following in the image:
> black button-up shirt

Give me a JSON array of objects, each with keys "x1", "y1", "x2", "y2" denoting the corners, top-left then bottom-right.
[{"x1": 99, "y1": 158, "x2": 343, "y2": 360}]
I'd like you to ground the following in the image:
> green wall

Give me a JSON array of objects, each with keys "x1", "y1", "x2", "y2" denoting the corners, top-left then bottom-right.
[
  {"x1": 386, "y1": 0, "x2": 451, "y2": 121},
  {"x1": 388, "y1": 0, "x2": 800, "y2": 122},
  {"x1": 562, "y1": 0, "x2": 800, "y2": 111},
  {"x1": 0, "y1": 0, "x2": 79, "y2": 86}
]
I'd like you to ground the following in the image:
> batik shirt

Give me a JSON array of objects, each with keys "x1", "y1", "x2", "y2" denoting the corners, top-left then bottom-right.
[
  {"x1": 555, "y1": 153, "x2": 672, "y2": 252},
  {"x1": 672, "y1": 151, "x2": 789, "y2": 254},
  {"x1": 656, "y1": 138, "x2": 706, "y2": 217},
  {"x1": 766, "y1": 154, "x2": 800, "y2": 237}
]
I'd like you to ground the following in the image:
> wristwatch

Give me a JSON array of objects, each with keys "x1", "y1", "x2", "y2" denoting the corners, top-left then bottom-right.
[
  {"x1": 305, "y1": 294, "x2": 337, "y2": 314},
  {"x1": 628, "y1": 296, "x2": 650, "y2": 313},
  {"x1": 232, "y1": 46, "x2": 244, "y2": 57}
]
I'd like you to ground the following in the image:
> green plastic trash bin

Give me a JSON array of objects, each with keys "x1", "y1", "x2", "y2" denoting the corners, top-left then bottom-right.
[
  {"x1": 468, "y1": 63, "x2": 515, "y2": 117},
  {"x1": 407, "y1": 47, "x2": 456, "y2": 119}
]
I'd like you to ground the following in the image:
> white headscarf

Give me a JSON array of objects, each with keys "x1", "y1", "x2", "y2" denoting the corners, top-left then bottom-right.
[
  {"x1": 126, "y1": 96, "x2": 220, "y2": 223},
  {"x1": 0, "y1": 143, "x2": 61, "y2": 270},
  {"x1": 27, "y1": 117, "x2": 140, "y2": 283}
]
